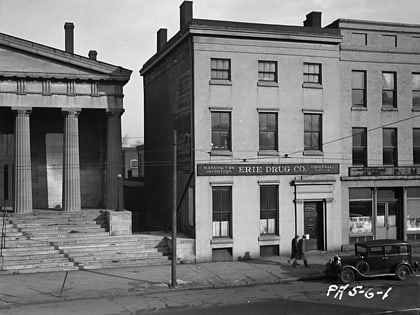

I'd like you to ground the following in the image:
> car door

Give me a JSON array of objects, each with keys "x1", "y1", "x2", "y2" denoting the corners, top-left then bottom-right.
[
  {"x1": 383, "y1": 245, "x2": 400, "y2": 272},
  {"x1": 368, "y1": 246, "x2": 386, "y2": 273}
]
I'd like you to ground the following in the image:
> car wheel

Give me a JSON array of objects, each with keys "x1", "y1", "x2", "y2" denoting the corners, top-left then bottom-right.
[
  {"x1": 355, "y1": 260, "x2": 369, "y2": 274},
  {"x1": 395, "y1": 265, "x2": 410, "y2": 281},
  {"x1": 339, "y1": 268, "x2": 355, "y2": 284}
]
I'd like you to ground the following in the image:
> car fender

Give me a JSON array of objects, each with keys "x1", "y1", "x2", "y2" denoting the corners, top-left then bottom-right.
[
  {"x1": 394, "y1": 262, "x2": 414, "y2": 274},
  {"x1": 341, "y1": 265, "x2": 364, "y2": 277}
]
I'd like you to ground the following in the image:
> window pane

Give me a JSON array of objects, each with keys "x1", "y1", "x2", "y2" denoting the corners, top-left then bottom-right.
[
  {"x1": 383, "y1": 129, "x2": 396, "y2": 146},
  {"x1": 312, "y1": 115, "x2": 320, "y2": 131},
  {"x1": 352, "y1": 90, "x2": 365, "y2": 107},
  {"x1": 383, "y1": 148, "x2": 396, "y2": 165},
  {"x1": 304, "y1": 114, "x2": 311, "y2": 131},
  {"x1": 414, "y1": 129, "x2": 420, "y2": 146},
  {"x1": 349, "y1": 199, "x2": 372, "y2": 234},
  {"x1": 413, "y1": 74, "x2": 420, "y2": 90},
  {"x1": 382, "y1": 72, "x2": 394, "y2": 89},
  {"x1": 352, "y1": 71, "x2": 365, "y2": 89},
  {"x1": 353, "y1": 128, "x2": 366, "y2": 146},
  {"x1": 382, "y1": 91, "x2": 395, "y2": 107},
  {"x1": 413, "y1": 92, "x2": 420, "y2": 107},
  {"x1": 407, "y1": 187, "x2": 420, "y2": 198},
  {"x1": 349, "y1": 188, "x2": 372, "y2": 200},
  {"x1": 220, "y1": 113, "x2": 230, "y2": 128}
]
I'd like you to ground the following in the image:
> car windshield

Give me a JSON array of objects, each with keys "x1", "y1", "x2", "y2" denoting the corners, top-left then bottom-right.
[{"x1": 355, "y1": 245, "x2": 367, "y2": 255}]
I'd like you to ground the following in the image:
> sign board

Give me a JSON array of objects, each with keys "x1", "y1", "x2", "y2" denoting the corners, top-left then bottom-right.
[
  {"x1": 197, "y1": 163, "x2": 339, "y2": 176},
  {"x1": 349, "y1": 166, "x2": 420, "y2": 177}
]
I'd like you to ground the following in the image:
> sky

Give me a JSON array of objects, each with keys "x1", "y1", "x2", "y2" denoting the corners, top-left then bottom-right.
[{"x1": 0, "y1": 0, "x2": 419, "y2": 146}]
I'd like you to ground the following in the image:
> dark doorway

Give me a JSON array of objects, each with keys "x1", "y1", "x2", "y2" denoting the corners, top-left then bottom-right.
[{"x1": 304, "y1": 201, "x2": 325, "y2": 250}]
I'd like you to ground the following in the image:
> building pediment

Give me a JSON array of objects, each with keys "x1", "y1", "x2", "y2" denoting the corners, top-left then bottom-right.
[{"x1": 0, "y1": 32, "x2": 131, "y2": 83}]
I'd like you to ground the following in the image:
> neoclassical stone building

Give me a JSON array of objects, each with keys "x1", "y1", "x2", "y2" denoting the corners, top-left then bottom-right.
[{"x1": 0, "y1": 23, "x2": 131, "y2": 213}]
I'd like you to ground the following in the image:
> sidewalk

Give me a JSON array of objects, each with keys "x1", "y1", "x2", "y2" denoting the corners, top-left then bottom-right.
[{"x1": 0, "y1": 250, "x2": 339, "y2": 310}]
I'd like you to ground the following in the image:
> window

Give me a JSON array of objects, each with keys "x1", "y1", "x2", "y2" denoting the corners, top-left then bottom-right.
[
  {"x1": 304, "y1": 113, "x2": 322, "y2": 151},
  {"x1": 259, "y1": 113, "x2": 278, "y2": 151},
  {"x1": 352, "y1": 71, "x2": 366, "y2": 107},
  {"x1": 260, "y1": 185, "x2": 278, "y2": 235},
  {"x1": 383, "y1": 128, "x2": 398, "y2": 166},
  {"x1": 303, "y1": 63, "x2": 321, "y2": 84},
  {"x1": 352, "y1": 33, "x2": 367, "y2": 45},
  {"x1": 414, "y1": 129, "x2": 420, "y2": 164},
  {"x1": 258, "y1": 61, "x2": 277, "y2": 82},
  {"x1": 129, "y1": 159, "x2": 138, "y2": 169},
  {"x1": 211, "y1": 112, "x2": 231, "y2": 151},
  {"x1": 382, "y1": 72, "x2": 396, "y2": 107},
  {"x1": 212, "y1": 186, "x2": 232, "y2": 238},
  {"x1": 211, "y1": 58, "x2": 231, "y2": 80},
  {"x1": 349, "y1": 188, "x2": 373, "y2": 235},
  {"x1": 407, "y1": 187, "x2": 420, "y2": 237},
  {"x1": 413, "y1": 73, "x2": 420, "y2": 108},
  {"x1": 352, "y1": 128, "x2": 367, "y2": 166}
]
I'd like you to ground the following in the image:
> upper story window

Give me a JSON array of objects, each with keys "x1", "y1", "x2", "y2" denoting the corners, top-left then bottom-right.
[
  {"x1": 303, "y1": 63, "x2": 321, "y2": 84},
  {"x1": 211, "y1": 111, "x2": 231, "y2": 151},
  {"x1": 304, "y1": 113, "x2": 322, "y2": 151},
  {"x1": 352, "y1": 128, "x2": 367, "y2": 166},
  {"x1": 129, "y1": 159, "x2": 138, "y2": 169},
  {"x1": 259, "y1": 113, "x2": 278, "y2": 151},
  {"x1": 211, "y1": 58, "x2": 231, "y2": 80},
  {"x1": 258, "y1": 61, "x2": 277, "y2": 82},
  {"x1": 414, "y1": 128, "x2": 420, "y2": 165},
  {"x1": 352, "y1": 71, "x2": 366, "y2": 107},
  {"x1": 413, "y1": 73, "x2": 420, "y2": 109},
  {"x1": 383, "y1": 128, "x2": 398, "y2": 166},
  {"x1": 352, "y1": 33, "x2": 367, "y2": 45},
  {"x1": 382, "y1": 72, "x2": 397, "y2": 108},
  {"x1": 382, "y1": 34, "x2": 397, "y2": 47}
]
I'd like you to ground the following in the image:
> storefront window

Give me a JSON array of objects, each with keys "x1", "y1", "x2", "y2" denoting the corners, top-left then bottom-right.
[
  {"x1": 407, "y1": 187, "x2": 420, "y2": 234},
  {"x1": 349, "y1": 188, "x2": 373, "y2": 234}
]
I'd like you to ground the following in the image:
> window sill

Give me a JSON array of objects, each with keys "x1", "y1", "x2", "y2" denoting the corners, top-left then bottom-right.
[
  {"x1": 381, "y1": 107, "x2": 398, "y2": 111},
  {"x1": 303, "y1": 150, "x2": 324, "y2": 156},
  {"x1": 258, "y1": 150, "x2": 279, "y2": 156},
  {"x1": 257, "y1": 81, "x2": 278, "y2": 87},
  {"x1": 351, "y1": 106, "x2": 367, "y2": 111},
  {"x1": 412, "y1": 107, "x2": 420, "y2": 112},
  {"x1": 209, "y1": 79, "x2": 232, "y2": 86},
  {"x1": 210, "y1": 150, "x2": 233, "y2": 156},
  {"x1": 258, "y1": 234, "x2": 280, "y2": 242},
  {"x1": 211, "y1": 238, "x2": 233, "y2": 248},
  {"x1": 302, "y1": 83, "x2": 323, "y2": 89}
]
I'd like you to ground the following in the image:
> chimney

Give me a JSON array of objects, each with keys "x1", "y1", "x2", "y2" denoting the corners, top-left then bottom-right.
[
  {"x1": 88, "y1": 50, "x2": 97, "y2": 60},
  {"x1": 64, "y1": 22, "x2": 74, "y2": 53},
  {"x1": 180, "y1": 1, "x2": 193, "y2": 31},
  {"x1": 157, "y1": 28, "x2": 168, "y2": 52},
  {"x1": 303, "y1": 11, "x2": 322, "y2": 28}
]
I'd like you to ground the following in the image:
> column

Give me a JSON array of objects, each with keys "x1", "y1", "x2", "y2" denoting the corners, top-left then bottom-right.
[
  {"x1": 62, "y1": 109, "x2": 81, "y2": 211},
  {"x1": 14, "y1": 108, "x2": 33, "y2": 214},
  {"x1": 106, "y1": 109, "x2": 124, "y2": 210}
]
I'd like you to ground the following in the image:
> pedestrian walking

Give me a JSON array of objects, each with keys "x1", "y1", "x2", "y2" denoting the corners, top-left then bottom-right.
[
  {"x1": 293, "y1": 235, "x2": 309, "y2": 268},
  {"x1": 288, "y1": 235, "x2": 299, "y2": 264}
]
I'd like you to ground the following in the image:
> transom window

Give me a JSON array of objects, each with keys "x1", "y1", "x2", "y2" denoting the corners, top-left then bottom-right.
[
  {"x1": 212, "y1": 186, "x2": 232, "y2": 238},
  {"x1": 383, "y1": 128, "x2": 398, "y2": 166},
  {"x1": 303, "y1": 63, "x2": 321, "y2": 84},
  {"x1": 352, "y1": 128, "x2": 367, "y2": 166},
  {"x1": 304, "y1": 113, "x2": 322, "y2": 151},
  {"x1": 352, "y1": 71, "x2": 366, "y2": 107},
  {"x1": 211, "y1": 58, "x2": 231, "y2": 80},
  {"x1": 413, "y1": 73, "x2": 420, "y2": 108},
  {"x1": 260, "y1": 185, "x2": 278, "y2": 235},
  {"x1": 258, "y1": 61, "x2": 277, "y2": 82},
  {"x1": 259, "y1": 113, "x2": 278, "y2": 151},
  {"x1": 382, "y1": 72, "x2": 396, "y2": 107},
  {"x1": 211, "y1": 112, "x2": 231, "y2": 151}
]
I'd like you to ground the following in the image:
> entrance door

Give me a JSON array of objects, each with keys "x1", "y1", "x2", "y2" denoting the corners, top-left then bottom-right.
[
  {"x1": 0, "y1": 134, "x2": 14, "y2": 210},
  {"x1": 376, "y1": 201, "x2": 398, "y2": 239},
  {"x1": 304, "y1": 202, "x2": 324, "y2": 250}
]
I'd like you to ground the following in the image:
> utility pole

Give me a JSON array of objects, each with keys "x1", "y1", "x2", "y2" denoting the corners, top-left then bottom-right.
[{"x1": 171, "y1": 130, "x2": 177, "y2": 287}]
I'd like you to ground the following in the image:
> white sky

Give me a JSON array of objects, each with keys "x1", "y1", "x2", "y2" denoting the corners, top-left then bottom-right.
[{"x1": 0, "y1": 0, "x2": 419, "y2": 145}]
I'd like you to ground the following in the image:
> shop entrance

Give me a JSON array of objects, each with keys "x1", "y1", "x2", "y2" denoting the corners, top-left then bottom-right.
[
  {"x1": 304, "y1": 201, "x2": 325, "y2": 250},
  {"x1": 376, "y1": 188, "x2": 401, "y2": 240}
]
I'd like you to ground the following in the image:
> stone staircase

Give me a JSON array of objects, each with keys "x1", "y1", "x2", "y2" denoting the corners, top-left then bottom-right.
[{"x1": 0, "y1": 210, "x2": 170, "y2": 274}]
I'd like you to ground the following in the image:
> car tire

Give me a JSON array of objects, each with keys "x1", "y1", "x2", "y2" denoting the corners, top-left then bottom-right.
[
  {"x1": 355, "y1": 260, "x2": 369, "y2": 274},
  {"x1": 395, "y1": 265, "x2": 410, "y2": 281},
  {"x1": 339, "y1": 268, "x2": 355, "y2": 284}
]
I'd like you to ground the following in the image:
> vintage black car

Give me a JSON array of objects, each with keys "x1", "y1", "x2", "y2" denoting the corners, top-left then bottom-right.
[{"x1": 325, "y1": 240, "x2": 418, "y2": 283}]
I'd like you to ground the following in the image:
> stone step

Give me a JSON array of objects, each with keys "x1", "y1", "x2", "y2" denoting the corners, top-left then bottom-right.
[
  {"x1": 2, "y1": 248, "x2": 60, "y2": 255},
  {"x1": 56, "y1": 239, "x2": 164, "y2": 249},
  {"x1": 71, "y1": 252, "x2": 166, "y2": 263},
  {"x1": 17, "y1": 222, "x2": 101, "y2": 229},
  {"x1": 52, "y1": 235, "x2": 164, "y2": 245},
  {"x1": 1, "y1": 257, "x2": 70, "y2": 266},
  {"x1": 2, "y1": 240, "x2": 51, "y2": 248},
  {"x1": 0, "y1": 265, "x2": 79, "y2": 275},
  {"x1": 67, "y1": 248, "x2": 165, "y2": 259},
  {"x1": 31, "y1": 232, "x2": 110, "y2": 240},
  {"x1": 0, "y1": 252, "x2": 64, "y2": 260},
  {"x1": 79, "y1": 257, "x2": 170, "y2": 269},
  {"x1": 3, "y1": 261, "x2": 76, "y2": 270},
  {"x1": 22, "y1": 228, "x2": 105, "y2": 236},
  {"x1": 58, "y1": 243, "x2": 166, "y2": 253},
  {"x1": 13, "y1": 220, "x2": 99, "y2": 227},
  {"x1": 2, "y1": 231, "x2": 24, "y2": 237},
  {"x1": 2, "y1": 235, "x2": 28, "y2": 242}
]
